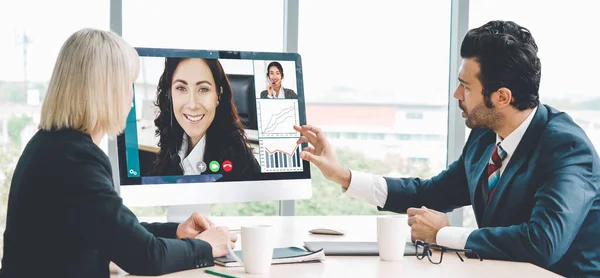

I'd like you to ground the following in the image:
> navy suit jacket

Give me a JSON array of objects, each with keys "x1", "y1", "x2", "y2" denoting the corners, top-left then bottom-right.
[{"x1": 380, "y1": 104, "x2": 600, "y2": 277}]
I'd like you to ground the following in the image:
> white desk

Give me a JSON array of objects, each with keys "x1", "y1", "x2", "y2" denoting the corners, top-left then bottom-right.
[{"x1": 111, "y1": 216, "x2": 560, "y2": 278}]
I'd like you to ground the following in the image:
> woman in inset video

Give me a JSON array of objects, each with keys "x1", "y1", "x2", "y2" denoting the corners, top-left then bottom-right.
[
  {"x1": 260, "y1": 61, "x2": 297, "y2": 99},
  {"x1": 152, "y1": 57, "x2": 260, "y2": 181}
]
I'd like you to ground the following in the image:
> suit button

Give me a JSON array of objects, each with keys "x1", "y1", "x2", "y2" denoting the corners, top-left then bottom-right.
[{"x1": 194, "y1": 260, "x2": 201, "y2": 268}]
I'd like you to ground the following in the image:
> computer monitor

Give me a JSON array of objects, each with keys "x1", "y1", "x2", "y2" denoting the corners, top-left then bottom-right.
[{"x1": 108, "y1": 48, "x2": 311, "y2": 220}]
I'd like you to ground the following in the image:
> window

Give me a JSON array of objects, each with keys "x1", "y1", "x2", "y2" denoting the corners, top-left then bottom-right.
[
  {"x1": 409, "y1": 157, "x2": 429, "y2": 164},
  {"x1": 426, "y1": 135, "x2": 442, "y2": 141},
  {"x1": 406, "y1": 112, "x2": 424, "y2": 120},
  {"x1": 396, "y1": 134, "x2": 411, "y2": 141},
  {"x1": 369, "y1": 133, "x2": 385, "y2": 140},
  {"x1": 123, "y1": 0, "x2": 285, "y2": 217},
  {"x1": 463, "y1": 0, "x2": 600, "y2": 229},
  {"x1": 123, "y1": 0, "x2": 284, "y2": 52},
  {"x1": 327, "y1": 132, "x2": 341, "y2": 139},
  {"x1": 344, "y1": 132, "x2": 359, "y2": 140},
  {"x1": 0, "y1": 0, "x2": 109, "y2": 262},
  {"x1": 296, "y1": 1, "x2": 451, "y2": 215}
]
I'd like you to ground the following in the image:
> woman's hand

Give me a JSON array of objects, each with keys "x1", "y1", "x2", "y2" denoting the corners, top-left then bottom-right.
[
  {"x1": 176, "y1": 212, "x2": 215, "y2": 239},
  {"x1": 267, "y1": 82, "x2": 274, "y2": 97},
  {"x1": 196, "y1": 226, "x2": 238, "y2": 258}
]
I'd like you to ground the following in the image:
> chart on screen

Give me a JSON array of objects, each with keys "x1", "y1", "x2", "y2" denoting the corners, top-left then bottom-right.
[
  {"x1": 259, "y1": 138, "x2": 303, "y2": 173},
  {"x1": 257, "y1": 99, "x2": 300, "y2": 137}
]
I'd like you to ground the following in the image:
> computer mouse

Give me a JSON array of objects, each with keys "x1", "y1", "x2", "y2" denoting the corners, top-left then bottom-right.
[{"x1": 309, "y1": 228, "x2": 346, "y2": 236}]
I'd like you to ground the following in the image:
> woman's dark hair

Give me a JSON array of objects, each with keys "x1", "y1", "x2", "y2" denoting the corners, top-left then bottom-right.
[
  {"x1": 461, "y1": 20, "x2": 541, "y2": 110},
  {"x1": 152, "y1": 57, "x2": 259, "y2": 178},
  {"x1": 266, "y1": 61, "x2": 284, "y2": 78}
]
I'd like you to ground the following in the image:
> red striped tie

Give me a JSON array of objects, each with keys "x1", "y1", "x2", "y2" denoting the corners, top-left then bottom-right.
[{"x1": 487, "y1": 143, "x2": 507, "y2": 198}]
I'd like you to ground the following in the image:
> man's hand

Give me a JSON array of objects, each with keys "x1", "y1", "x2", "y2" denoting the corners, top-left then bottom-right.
[
  {"x1": 293, "y1": 125, "x2": 351, "y2": 188},
  {"x1": 176, "y1": 212, "x2": 215, "y2": 239},
  {"x1": 407, "y1": 207, "x2": 449, "y2": 243},
  {"x1": 196, "y1": 226, "x2": 238, "y2": 258}
]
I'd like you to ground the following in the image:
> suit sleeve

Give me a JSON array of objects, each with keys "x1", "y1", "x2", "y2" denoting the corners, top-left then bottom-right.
[
  {"x1": 379, "y1": 153, "x2": 471, "y2": 213},
  {"x1": 465, "y1": 136, "x2": 597, "y2": 268},
  {"x1": 288, "y1": 89, "x2": 298, "y2": 99},
  {"x1": 260, "y1": 90, "x2": 268, "y2": 99},
  {"x1": 140, "y1": 222, "x2": 179, "y2": 239},
  {"x1": 65, "y1": 160, "x2": 214, "y2": 276}
]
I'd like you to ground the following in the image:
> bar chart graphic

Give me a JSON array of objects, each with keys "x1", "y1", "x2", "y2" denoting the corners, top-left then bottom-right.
[
  {"x1": 256, "y1": 99, "x2": 300, "y2": 137},
  {"x1": 259, "y1": 139, "x2": 304, "y2": 173}
]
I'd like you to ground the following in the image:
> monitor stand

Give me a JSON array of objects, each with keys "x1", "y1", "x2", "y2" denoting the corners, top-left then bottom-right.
[{"x1": 166, "y1": 204, "x2": 212, "y2": 223}]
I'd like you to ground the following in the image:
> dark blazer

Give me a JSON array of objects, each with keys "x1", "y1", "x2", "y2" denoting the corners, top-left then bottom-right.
[
  {"x1": 260, "y1": 88, "x2": 297, "y2": 99},
  {"x1": 0, "y1": 129, "x2": 214, "y2": 277},
  {"x1": 380, "y1": 105, "x2": 600, "y2": 277}
]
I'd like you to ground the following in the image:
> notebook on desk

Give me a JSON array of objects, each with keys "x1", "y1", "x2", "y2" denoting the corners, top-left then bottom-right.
[
  {"x1": 303, "y1": 241, "x2": 422, "y2": 256},
  {"x1": 214, "y1": 247, "x2": 325, "y2": 267}
]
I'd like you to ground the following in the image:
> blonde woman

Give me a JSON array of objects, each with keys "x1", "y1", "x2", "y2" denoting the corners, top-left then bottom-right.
[{"x1": 0, "y1": 29, "x2": 235, "y2": 277}]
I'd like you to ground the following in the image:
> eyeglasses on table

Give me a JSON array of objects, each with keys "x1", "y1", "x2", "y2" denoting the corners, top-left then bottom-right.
[{"x1": 414, "y1": 240, "x2": 483, "y2": 264}]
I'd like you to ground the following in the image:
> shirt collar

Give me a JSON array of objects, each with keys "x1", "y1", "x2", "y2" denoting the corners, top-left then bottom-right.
[
  {"x1": 496, "y1": 106, "x2": 538, "y2": 156},
  {"x1": 276, "y1": 87, "x2": 285, "y2": 98},
  {"x1": 178, "y1": 134, "x2": 206, "y2": 173}
]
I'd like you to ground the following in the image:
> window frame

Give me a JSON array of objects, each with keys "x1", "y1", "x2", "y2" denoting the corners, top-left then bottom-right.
[{"x1": 109, "y1": 0, "x2": 470, "y2": 221}]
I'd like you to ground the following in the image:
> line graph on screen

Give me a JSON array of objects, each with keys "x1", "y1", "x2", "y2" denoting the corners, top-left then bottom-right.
[{"x1": 257, "y1": 99, "x2": 300, "y2": 137}]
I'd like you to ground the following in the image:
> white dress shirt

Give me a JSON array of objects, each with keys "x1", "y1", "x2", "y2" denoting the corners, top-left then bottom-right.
[
  {"x1": 344, "y1": 106, "x2": 538, "y2": 249},
  {"x1": 178, "y1": 134, "x2": 207, "y2": 175},
  {"x1": 267, "y1": 87, "x2": 286, "y2": 99}
]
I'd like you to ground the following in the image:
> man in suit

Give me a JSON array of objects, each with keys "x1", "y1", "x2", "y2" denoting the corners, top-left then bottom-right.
[{"x1": 294, "y1": 20, "x2": 600, "y2": 277}]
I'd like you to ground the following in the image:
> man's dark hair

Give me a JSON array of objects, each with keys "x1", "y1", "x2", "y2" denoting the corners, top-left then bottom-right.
[
  {"x1": 266, "y1": 61, "x2": 284, "y2": 78},
  {"x1": 461, "y1": 20, "x2": 541, "y2": 110}
]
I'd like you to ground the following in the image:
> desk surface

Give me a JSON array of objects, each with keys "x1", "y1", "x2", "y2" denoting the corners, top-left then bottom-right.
[{"x1": 111, "y1": 216, "x2": 560, "y2": 278}]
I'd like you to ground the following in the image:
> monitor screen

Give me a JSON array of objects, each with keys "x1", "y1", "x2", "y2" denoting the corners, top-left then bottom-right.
[{"x1": 116, "y1": 48, "x2": 311, "y2": 190}]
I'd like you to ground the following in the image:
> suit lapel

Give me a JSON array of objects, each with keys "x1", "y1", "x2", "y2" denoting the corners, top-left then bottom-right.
[
  {"x1": 482, "y1": 105, "x2": 549, "y2": 224},
  {"x1": 472, "y1": 143, "x2": 495, "y2": 223}
]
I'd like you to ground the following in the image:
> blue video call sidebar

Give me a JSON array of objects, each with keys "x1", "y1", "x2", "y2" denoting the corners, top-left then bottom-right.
[{"x1": 125, "y1": 93, "x2": 141, "y2": 178}]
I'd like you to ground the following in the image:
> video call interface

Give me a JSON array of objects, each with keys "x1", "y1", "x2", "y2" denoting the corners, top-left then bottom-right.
[{"x1": 118, "y1": 52, "x2": 309, "y2": 185}]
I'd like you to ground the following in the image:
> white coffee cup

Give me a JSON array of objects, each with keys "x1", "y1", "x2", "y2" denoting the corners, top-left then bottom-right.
[
  {"x1": 377, "y1": 215, "x2": 408, "y2": 261},
  {"x1": 227, "y1": 225, "x2": 275, "y2": 274}
]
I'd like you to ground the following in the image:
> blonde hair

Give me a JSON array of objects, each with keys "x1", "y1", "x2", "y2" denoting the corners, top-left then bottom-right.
[{"x1": 39, "y1": 28, "x2": 139, "y2": 137}]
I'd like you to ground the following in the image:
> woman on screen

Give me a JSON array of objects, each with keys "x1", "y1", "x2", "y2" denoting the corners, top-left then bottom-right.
[
  {"x1": 152, "y1": 57, "x2": 260, "y2": 180},
  {"x1": 0, "y1": 28, "x2": 235, "y2": 277},
  {"x1": 260, "y1": 61, "x2": 298, "y2": 99}
]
